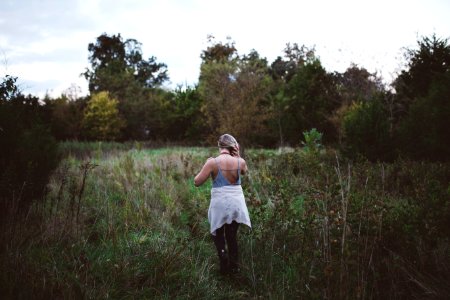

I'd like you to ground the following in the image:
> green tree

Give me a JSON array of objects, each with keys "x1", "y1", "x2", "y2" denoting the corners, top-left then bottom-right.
[
  {"x1": 269, "y1": 43, "x2": 316, "y2": 146},
  {"x1": 44, "y1": 94, "x2": 86, "y2": 140},
  {"x1": 336, "y1": 64, "x2": 384, "y2": 104},
  {"x1": 1, "y1": 75, "x2": 59, "y2": 211},
  {"x1": 83, "y1": 33, "x2": 168, "y2": 93},
  {"x1": 269, "y1": 43, "x2": 315, "y2": 83},
  {"x1": 301, "y1": 128, "x2": 323, "y2": 154},
  {"x1": 169, "y1": 85, "x2": 207, "y2": 142},
  {"x1": 199, "y1": 41, "x2": 273, "y2": 145},
  {"x1": 82, "y1": 91, "x2": 125, "y2": 141},
  {"x1": 393, "y1": 34, "x2": 450, "y2": 118},
  {"x1": 132, "y1": 88, "x2": 176, "y2": 140},
  {"x1": 82, "y1": 33, "x2": 170, "y2": 140},
  {"x1": 200, "y1": 35, "x2": 238, "y2": 64},
  {"x1": 342, "y1": 96, "x2": 392, "y2": 161},
  {"x1": 394, "y1": 34, "x2": 450, "y2": 160},
  {"x1": 331, "y1": 65, "x2": 387, "y2": 144},
  {"x1": 280, "y1": 58, "x2": 341, "y2": 145},
  {"x1": 397, "y1": 71, "x2": 450, "y2": 161},
  {"x1": 0, "y1": 75, "x2": 19, "y2": 101}
]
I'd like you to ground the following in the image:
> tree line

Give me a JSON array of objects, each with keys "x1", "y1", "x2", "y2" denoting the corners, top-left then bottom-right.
[
  {"x1": 1, "y1": 33, "x2": 449, "y2": 209},
  {"x1": 48, "y1": 33, "x2": 450, "y2": 159}
]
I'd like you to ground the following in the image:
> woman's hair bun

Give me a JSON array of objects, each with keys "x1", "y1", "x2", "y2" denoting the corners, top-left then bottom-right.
[{"x1": 218, "y1": 134, "x2": 238, "y2": 156}]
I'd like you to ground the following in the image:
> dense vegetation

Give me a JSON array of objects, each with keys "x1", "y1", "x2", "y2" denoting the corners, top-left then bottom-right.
[
  {"x1": 9, "y1": 33, "x2": 449, "y2": 157},
  {"x1": 1, "y1": 33, "x2": 449, "y2": 298},
  {"x1": 1, "y1": 145, "x2": 448, "y2": 298}
]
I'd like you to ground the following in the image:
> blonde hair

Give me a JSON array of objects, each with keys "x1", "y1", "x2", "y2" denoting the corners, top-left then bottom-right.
[{"x1": 218, "y1": 134, "x2": 238, "y2": 156}]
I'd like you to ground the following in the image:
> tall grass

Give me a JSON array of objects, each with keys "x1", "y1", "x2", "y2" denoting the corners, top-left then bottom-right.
[{"x1": 1, "y1": 145, "x2": 449, "y2": 299}]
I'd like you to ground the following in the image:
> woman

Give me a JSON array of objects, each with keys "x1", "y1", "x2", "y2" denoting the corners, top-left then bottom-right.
[{"x1": 194, "y1": 134, "x2": 252, "y2": 274}]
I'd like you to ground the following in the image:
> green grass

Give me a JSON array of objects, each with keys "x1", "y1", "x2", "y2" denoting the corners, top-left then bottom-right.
[{"x1": 1, "y1": 145, "x2": 449, "y2": 299}]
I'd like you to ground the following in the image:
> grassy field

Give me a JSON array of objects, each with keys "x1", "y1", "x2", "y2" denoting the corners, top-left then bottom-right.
[{"x1": 1, "y1": 143, "x2": 449, "y2": 299}]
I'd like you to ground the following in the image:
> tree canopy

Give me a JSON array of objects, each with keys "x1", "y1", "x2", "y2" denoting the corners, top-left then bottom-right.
[
  {"x1": 199, "y1": 39, "x2": 273, "y2": 144},
  {"x1": 83, "y1": 33, "x2": 168, "y2": 93},
  {"x1": 82, "y1": 91, "x2": 125, "y2": 141},
  {"x1": 7, "y1": 32, "x2": 447, "y2": 161}
]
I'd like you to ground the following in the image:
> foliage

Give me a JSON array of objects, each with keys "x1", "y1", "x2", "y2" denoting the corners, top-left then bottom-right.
[
  {"x1": 301, "y1": 128, "x2": 323, "y2": 154},
  {"x1": 269, "y1": 43, "x2": 316, "y2": 83},
  {"x1": 58, "y1": 141, "x2": 137, "y2": 158},
  {"x1": 268, "y1": 44, "x2": 318, "y2": 146},
  {"x1": 391, "y1": 34, "x2": 450, "y2": 161},
  {"x1": 0, "y1": 75, "x2": 19, "y2": 101},
  {"x1": 82, "y1": 91, "x2": 125, "y2": 141},
  {"x1": 0, "y1": 75, "x2": 60, "y2": 212},
  {"x1": 169, "y1": 85, "x2": 208, "y2": 142},
  {"x1": 81, "y1": 33, "x2": 171, "y2": 140},
  {"x1": 4, "y1": 32, "x2": 450, "y2": 297},
  {"x1": 1, "y1": 146, "x2": 449, "y2": 299},
  {"x1": 44, "y1": 95, "x2": 87, "y2": 140},
  {"x1": 7, "y1": 33, "x2": 450, "y2": 159},
  {"x1": 83, "y1": 33, "x2": 168, "y2": 93},
  {"x1": 394, "y1": 34, "x2": 450, "y2": 102},
  {"x1": 200, "y1": 35, "x2": 238, "y2": 64},
  {"x1": 336, "y1": 64, "x2": 384, "y2": 104},
  {"x1": 199, "y1": 42, "x2": 273, "y2": 144},
  {"x1": 117, "y1": 87, "x2": 169, "y2": 140},
  {"x1": 342, "y1": 97, "x2": 393, "y2": 161},
  {"x1": 280, "y1": 59, "x2": 341, "y2": 145},
  {"x1": 397, "y1": 71, "x2": 450, "y2": 161}
]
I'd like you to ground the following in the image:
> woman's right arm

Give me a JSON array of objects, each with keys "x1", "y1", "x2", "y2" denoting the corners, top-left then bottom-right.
[{"x1": 194, "y1": 158, "x2": 214, "y2": 187}]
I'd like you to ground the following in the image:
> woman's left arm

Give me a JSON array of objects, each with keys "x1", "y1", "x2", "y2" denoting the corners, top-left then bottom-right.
[
  {"x1": 194, "y1": 158, "x2": 214, "y2": 187},
  {"x1": 240, "y1": 158, "x2": 248, "y2": 175}
]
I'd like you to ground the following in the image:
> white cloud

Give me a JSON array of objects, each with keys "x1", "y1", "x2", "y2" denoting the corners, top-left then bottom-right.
[{"x1": 8, "y1": 60, "x2": 88, "y2": 97}]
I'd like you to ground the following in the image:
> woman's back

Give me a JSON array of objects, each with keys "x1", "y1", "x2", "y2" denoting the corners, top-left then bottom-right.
[
  {"x1": 212, "y1": 155, "x2": 241, "y2": 185},
  {"x1": 193, "y1": 133, "x2": 252, "y2": 275}
]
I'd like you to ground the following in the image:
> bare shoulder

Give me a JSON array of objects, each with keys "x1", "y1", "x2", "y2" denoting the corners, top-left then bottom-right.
[
  {"x1": 204, "y1": 157, "x2": 216, "y2": 168},
  {"x1": 239, "y1": 157, "x2": 248, "y2": 173}
]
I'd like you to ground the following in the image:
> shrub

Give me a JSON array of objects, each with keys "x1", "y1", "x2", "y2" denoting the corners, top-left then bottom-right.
[
  {"x1": 1, "y1": 146, "x2": 449, "y2": 298},
  {"x1": 342, "y1": 97, "x2": 393, "y2": 161},
  {"x1": 82, "y1": 91, "x2": 125, "y2": 141},
  {"x1": 301, "y1": 128, "x2": 323, "y2": 154},
  {"x1": 397, "y1": 72, "x2": 450, "y2": 161},
  {"x1": 0, "y1": 79, "x2": 60, "y2": 213}
]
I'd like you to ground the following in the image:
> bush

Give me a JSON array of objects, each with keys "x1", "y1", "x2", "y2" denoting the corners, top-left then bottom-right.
[
  {"x1": 0, "y1": 77, "x2": 60, "y2": 213},
  {"x1": 82, "y1": 91, "x2": 125, "y2": 141},
  {"x1": 1, "y1": 146, "x2": 449, "y2": 298},
  {"x1": 301, "y1": 128, "x2": 323, "y2": 154},
  {"x1": 342, "y1": 97, "x2": 393, "y2": 161},
  {"x1": 397, "y1": 72, "x2": 450, "y2": 161}
]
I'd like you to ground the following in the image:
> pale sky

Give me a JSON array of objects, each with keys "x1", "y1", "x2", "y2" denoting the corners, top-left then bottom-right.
[{"x1": 1, "y1": 0, "x2": 449, "y2": 98}]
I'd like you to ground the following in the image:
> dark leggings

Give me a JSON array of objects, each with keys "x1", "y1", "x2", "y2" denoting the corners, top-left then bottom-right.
[{"x1": 212, "y1": 221, "x2": 240, "y2": 267}]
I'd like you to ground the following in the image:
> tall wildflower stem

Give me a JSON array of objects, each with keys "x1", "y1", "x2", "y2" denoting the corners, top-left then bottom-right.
[{"x1": 335, "y1": 153, "x2": 351, "y2": 299}]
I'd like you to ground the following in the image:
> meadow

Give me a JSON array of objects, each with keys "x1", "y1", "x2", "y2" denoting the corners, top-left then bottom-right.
[{"x1": 1, "y1": 142, "x2": 449, "y2": 299}]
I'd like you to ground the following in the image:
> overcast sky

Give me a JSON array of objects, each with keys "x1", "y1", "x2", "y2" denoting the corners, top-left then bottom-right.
[{"x1": 1, "y1": 0, "x2": 449, "y2": 98}]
